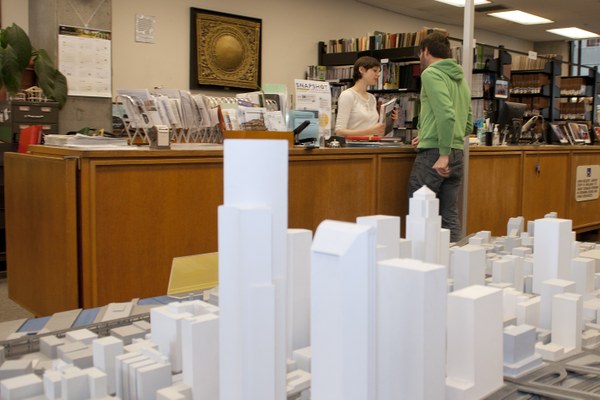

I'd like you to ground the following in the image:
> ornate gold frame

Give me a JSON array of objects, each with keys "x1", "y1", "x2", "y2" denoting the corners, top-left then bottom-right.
[{"x1": 190, "y1": 8, "x2": 262, "y2": 90}]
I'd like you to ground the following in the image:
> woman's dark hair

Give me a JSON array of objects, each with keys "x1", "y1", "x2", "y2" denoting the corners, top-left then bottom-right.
[
  {"x1": 352, "y1": 56, "x2": 381, "y2": 82},
  {"x1": 420, "y1": 31, "x2": 451, "y2": 59}
]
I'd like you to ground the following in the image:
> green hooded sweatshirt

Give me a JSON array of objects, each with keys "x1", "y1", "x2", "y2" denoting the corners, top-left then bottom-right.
[{"x1": 417, "y1": 58, "x2": 473, "y2": 155}]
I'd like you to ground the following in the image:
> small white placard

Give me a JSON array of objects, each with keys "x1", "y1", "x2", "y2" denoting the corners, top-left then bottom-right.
[
  {"x1": 528, "y1": 51, "x2": 538, "y2": 60},
  {"x1": 135, "y1": 14, "x2": 156, "y2": 43},
  {"x1": 576, "y1": 165, "x2": 600, "y2": 202}
]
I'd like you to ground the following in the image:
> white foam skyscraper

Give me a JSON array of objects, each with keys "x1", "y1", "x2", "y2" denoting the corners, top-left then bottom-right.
[
  {"x1": 218, "y1": 139, "x2": 288, "y2": 400},
  {"x1": 406, "y1": 186, "x2": 441, "y2": 264},
  {"x1": 311, "y1": 220, "x2": 376, "y2": 400},
  {"x1": 446, "y1": 285, "x2": 503, "y2": 400},
  {"x1": 356, "y1": 215, "x2": 401, "y2": 260},
  {"x1": 533, "y1": 217, "x2": 573, "y2": 294},
  {"x1": 286, "y1": 229, "x2": 312, "y2": 356},
  {"x1": 376, "y1": 258, "x2": 447, "y2": 399}
]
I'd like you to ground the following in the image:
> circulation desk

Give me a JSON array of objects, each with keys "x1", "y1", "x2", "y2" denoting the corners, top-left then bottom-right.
[{"x1": 5, "y1": 144, "x2": 600, "y2": 316}]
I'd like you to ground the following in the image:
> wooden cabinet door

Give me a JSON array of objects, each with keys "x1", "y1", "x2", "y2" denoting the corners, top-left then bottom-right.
[{"x1": 5, "y1": 153, "x2": 78, "y2": 316}]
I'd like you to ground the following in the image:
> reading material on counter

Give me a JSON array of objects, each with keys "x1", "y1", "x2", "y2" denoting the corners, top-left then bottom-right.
[
  {"x1": 379, "y1": 98, "x2": 396, "y2": 136},
  {"x1": 44, "y1": 133, "x2": 129, "y2": 147}
]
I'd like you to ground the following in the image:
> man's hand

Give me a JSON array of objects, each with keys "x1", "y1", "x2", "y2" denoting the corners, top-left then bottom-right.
[
  {"x1": 411, "y1": 137, "x2": 419, "y2": 146},
  {"x1": 432, "y1": 155, "x2": 450, "y2": 177}
]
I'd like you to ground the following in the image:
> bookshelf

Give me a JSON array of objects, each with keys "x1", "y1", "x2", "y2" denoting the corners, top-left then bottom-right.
[
  {"x1": 558, "y1": 68, "x2": 598, "y2": 126},
  {"x1": 508, "y1": 59, "x2": 561, "y2": 122},
  {"x1": 314, "y1": 42, "x2": 422, "y2": 133}
]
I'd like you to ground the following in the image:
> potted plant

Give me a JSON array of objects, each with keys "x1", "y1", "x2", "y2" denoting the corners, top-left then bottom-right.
[{"x1": 0, "y1": 23, "x2": 67, "y2": 108}]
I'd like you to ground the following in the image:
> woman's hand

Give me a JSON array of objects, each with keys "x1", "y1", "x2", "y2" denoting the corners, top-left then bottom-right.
[
  {"x1": 391, "y1": 106, "x2": 399, "y2": 121},
  {"x1": 370, "y1": 123, "x2": 385, "y2": 136}
]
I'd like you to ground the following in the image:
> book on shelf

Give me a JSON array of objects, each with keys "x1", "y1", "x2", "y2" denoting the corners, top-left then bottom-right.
[{"x1": 322, "y1": 27, "x2": 447, "y2": 53}]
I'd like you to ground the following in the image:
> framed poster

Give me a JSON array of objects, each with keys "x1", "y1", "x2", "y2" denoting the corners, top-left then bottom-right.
[
  {"x1": 494, "y1": 78, "x2": 509, "y2": 99},
  {"x1": 190, "y1": 8, "x2": 262, "y2": 90}
]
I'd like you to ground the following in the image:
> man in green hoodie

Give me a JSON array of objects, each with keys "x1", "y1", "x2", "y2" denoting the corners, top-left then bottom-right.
[{"x1": 408, "y1": 31, "x2": 473, "y2": 243}]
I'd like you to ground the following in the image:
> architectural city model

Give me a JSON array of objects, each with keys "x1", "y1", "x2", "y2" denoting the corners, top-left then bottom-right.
[{"x1": 1, "y1": 139, "x2": 600, "y2": 399}]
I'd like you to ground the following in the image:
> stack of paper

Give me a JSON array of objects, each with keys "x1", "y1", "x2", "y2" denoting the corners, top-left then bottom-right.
[{"x1": 45, "y1": 134, "x2": 129, "y2": 147}]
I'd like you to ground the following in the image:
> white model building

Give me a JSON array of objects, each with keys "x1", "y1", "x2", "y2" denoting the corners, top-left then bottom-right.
[
  {"x1": 356, "y1": 215, "x2": 401, "y2": 261},
  {"x1": 218, "y1": 139, "x2": 289, "y2": 400},
  {"x1": 286, "y1": 229, "x2": 312, "y2": 357},
  {"x1": 532, "y1": 218, "x2": 573, "y2": 294},
  {"x1": 405, "y1": 186, "x2": 442, "y2": 264},
  {"x1": 310, "y1": 220, "x2": 376, "y2": 400},
  {"x1": 446, "y1": 285, "x2": 504, "y2": 400},
  {"x1": 376, "y1": 258, "x2": 446, "y2": 399},
  {"x1": 7, "y1": 141, "x2": 600, "y2": 400},
  {"x1": 450, "y1": 244, "x2": 486, "y2": 290},
  {"x1": 536, "y1": 292, "x2": 583, "y2": 361}
]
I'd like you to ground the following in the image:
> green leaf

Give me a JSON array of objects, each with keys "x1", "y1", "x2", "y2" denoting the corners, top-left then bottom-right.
[
  {"x1": 0, "y1": 45, "x2": 24, "y2": 94},
  {"x1": 4, "y1": 24, "x2": 32, "y2": 70},
  {"x1": 33, "y1": 50, "x2": 68, "y2": 108},
  {"x1": 0, "y1": 23, "x2": 32, "y2": 95}
]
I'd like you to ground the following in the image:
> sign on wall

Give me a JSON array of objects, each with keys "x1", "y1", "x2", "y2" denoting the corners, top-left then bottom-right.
[{"x1": 575, "y1": 165, "x2": 600, "y2": 202}]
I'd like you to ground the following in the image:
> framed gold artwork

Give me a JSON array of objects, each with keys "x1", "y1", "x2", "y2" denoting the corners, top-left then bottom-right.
[{"x1": 190, "y1": 8, "x2": 262, "y2": 90}]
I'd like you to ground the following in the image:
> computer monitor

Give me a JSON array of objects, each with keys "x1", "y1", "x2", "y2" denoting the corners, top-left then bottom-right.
[{"x1": 496, "y1": 101, "x2": 527, "y2": 144}]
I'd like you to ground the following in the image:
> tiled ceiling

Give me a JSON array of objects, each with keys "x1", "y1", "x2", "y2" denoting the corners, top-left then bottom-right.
[{"x1": 356, "y1": 0, "x2": 600, "y2": 43}]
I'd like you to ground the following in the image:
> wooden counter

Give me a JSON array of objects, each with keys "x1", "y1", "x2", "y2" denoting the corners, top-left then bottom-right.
[{"x1": 5, "y1": 144, "x2": 600, "y2": 315}]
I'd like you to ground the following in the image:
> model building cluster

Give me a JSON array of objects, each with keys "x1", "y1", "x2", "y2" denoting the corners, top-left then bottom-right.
[{"x1": 1, "y1": 139, "x2": 599, "y2": 399}]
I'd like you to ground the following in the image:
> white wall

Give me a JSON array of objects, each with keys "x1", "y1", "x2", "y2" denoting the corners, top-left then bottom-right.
[
  {"x1": 111, "y1": 0, "x2": 534, "y2": 97},
  {"x1": 1, "y1": 0, "x2": 28, "y2": 32},
  {"x1": 4, "y1": 0, "x2": 535, "y2": 98}
]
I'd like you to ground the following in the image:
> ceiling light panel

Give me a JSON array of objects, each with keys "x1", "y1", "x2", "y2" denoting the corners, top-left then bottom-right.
[
  {"x1": 488, "y1": 10, "x2": 553, "y2": 25},
  {"x1": 546, "y1": 27, "x2": 600, "y2": 39},
  {"x1": 434, "y1": 0, "x2": 490, "y2": 7}
]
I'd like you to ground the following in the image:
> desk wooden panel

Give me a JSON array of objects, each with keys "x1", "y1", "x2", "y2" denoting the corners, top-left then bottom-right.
[
  {"x1": 522, "y1": 151, "x2": 570, "y2": 223},
  {"x1": 5, "y1": 144, "x2": 600, "y2": 314},
  {"x1": 289, "y1": 153, "x2": 377, "y2": 231},
  {"x1": 80, "y1": 157, "x2": 224, "y2": 306},
  {"x1": 377, "y1": 153, "x2": 416, "y2": 236},
  {"x1": 467, "y1": 150, "x2": 522, "y2": 236}
]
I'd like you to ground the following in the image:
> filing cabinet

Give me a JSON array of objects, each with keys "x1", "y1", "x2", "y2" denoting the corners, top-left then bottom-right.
[{"x1": 0, "y1": 101, "x2": 59, "y2": 143}]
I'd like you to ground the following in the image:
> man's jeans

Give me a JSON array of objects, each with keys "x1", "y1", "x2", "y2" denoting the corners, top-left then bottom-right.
[{"x1": 407, "y1": 148, "x2": 464, "y2": 242}]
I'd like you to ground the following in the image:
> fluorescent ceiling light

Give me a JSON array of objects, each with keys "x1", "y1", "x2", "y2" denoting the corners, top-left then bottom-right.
[
  {"x1": 546, "y1": 27, "x2": 600, "y2": 39},
  {"x1": 488, "y1": 10, "x2": 553, "y2": 25},
  {"x1": 434, "y1": 0, "x2": 490, "y2": 7}
]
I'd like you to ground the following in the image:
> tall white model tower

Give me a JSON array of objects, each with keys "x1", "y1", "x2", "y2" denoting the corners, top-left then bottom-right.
[
  {"x1": 218, "y1": 139, "x2": 288, "y2": 400},
  {"x1": 311, "y1": 220, "x2": 377, "y2": 400},
  {"x1": 406, "y1": 186, "x2": 441, "y2": 263},
  {"x1": 446, "y1": 285, "x2": 504, "y2": 400},
  {"x1": 532, "y1": 217, "x2": 573, "y2": 294},
  {"x1": 376, "y1": 258, "x2": 447, "y2": 399}
]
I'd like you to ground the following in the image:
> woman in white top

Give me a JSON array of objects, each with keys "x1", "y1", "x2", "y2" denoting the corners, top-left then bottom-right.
[{"x1": 335, "y1": 56, "x2": 385, "y2": 136}]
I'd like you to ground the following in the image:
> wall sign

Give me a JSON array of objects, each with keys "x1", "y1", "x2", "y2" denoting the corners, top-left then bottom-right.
[{"x1": 575, "y1": 165, "x2": 600, "y2": 202}]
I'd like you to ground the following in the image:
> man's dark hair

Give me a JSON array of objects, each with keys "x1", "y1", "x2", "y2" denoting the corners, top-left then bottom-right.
[
  {"x1": 420, "y1": 31, "x2": 451, "y2": 59},
  {"x1": 352, "y1": 56, "x2": 381, "y2": 82}
]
